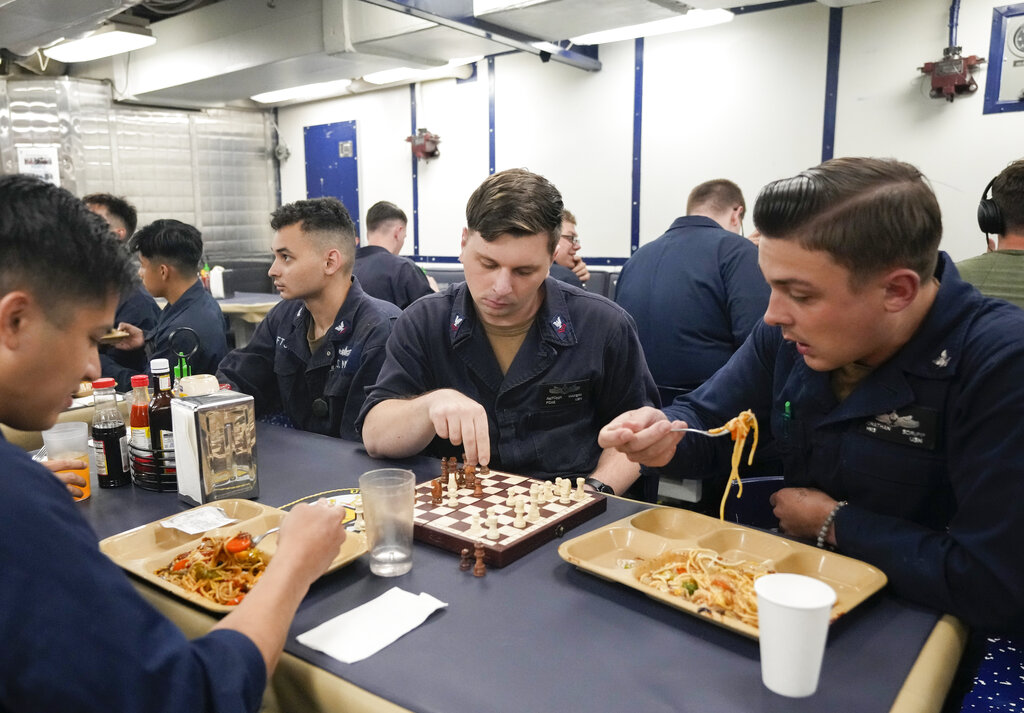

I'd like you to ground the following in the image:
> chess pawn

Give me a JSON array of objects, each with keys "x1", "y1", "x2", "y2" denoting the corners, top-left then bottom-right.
[
  {"x1": 574, "y1": 477, "x2": 586, "y2": 501},
  {"x1": 353, "y1": 503, "x2": 365, "y2": 533},
  {"x1": 441, "y1": 459, "x2": 449, "y2": 478},
  {"x1": 530, "y1": 483, "x2": 540, "y2": 505},
  {"x1": 544, "y1": 481, "x2": 556, "y2": 504},
  {"x1": 473, "y1": 477, "x2": 484, "y2": 498},
  {"x1": 465, "y1": 466, "x2": 475, "y2": 489},
  {"x1": 469, "y1": 512, "x2": 483, "y2": 536},
  {"x1": 459, "y1": 548, "x2": 472, "y2": 571}
]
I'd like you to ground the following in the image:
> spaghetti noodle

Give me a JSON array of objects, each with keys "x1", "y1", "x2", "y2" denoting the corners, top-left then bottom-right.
[
  {"x1": 635, "y1": 548, "x2": 773, "y2": 627},
  {"x1": 709, "y1": 409, "x2": 759, "y2": 521},
  {"x1": 154, "y1": 533, "x2": 268, "y2": 606}
]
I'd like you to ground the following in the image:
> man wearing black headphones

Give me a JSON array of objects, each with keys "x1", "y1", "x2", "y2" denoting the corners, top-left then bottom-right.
[{"x1": 957, "y1": 159, "x2": 1024, "y2": 309}]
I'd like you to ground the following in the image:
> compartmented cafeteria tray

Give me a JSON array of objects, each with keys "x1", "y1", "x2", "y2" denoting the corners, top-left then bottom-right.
[
  {"x1": 100, "y1": 498, "x2": 367, "y2": 613},
  {"x1": 557, "y1": 506, "x2": 887, "y2": 639}
]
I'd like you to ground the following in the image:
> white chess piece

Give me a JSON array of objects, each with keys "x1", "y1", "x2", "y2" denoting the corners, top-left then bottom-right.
[
  {"x1": 559, "y1": 479, "x2": 571, "y2": 504},
  {"x1": 486, "y1": 512, "x2": 500, "y2": 540},
  {"x1": 469, "y1": 512, "x2": 483, "y2": 536},
  {"x1": 447, "y1": 474, "x2": 459, "y2": 508},
  {"x1": 574, "y1": 477, "x2": 586, "y2": 501},
  {"x1": 353, "y1": 503, "x2": 365, "y2": 533},
  {"x1": 527, "y1": 493, "x2": 541, "y2": 523},
  {"x1": 513, "y1": 498, "x2": 526, "y2": 528}
]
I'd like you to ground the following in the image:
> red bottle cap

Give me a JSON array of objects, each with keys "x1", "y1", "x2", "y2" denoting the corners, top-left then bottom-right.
[
  {"x1": 92, "y1": 377, "x2": 116, "y2": 389},
  {"x1": 130, "y1": 375, "x2": 150, "y2": 387}
]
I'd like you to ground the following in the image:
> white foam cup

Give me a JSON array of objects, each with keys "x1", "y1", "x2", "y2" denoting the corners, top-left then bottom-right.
[{"x1": 755, "y1": 573, "x2": 836, "y2": 697}]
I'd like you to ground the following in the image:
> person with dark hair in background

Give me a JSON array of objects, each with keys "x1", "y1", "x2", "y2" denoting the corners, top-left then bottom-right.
[
  {"x1": 359, "y1": 169, "x2": 658, "y2": 497},
  {"x1": 83, "y1": 193, "x2": 161, "y2": 389},
  {"x1": 957, "y1": 158, "x2": 1024, "y2": 309},
  {"x1": 0, "y1": 173, "x2": 348, "y2": 712},
  {"x1": 112, "y1": 219, "x2": 228, "y2": 376},
  {"x1": 217, "y1": 197, "x2": 401, "y2": 441},
  {"x1": 615, "y1": 179, "x2": 768, "y2": 403},
  {"x1": 601, "y1": 157, "x2": 1024, "y2": 632},
  {"x1": 549, "y1": 209, "x2": 589, "y2": 287},
  {"x1": 352, "y1": 200, "x2": 434, "y2": 308}
]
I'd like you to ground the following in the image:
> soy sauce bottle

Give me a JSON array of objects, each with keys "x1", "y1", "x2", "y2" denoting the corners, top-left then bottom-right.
[
  {"x1": 149, "y1": 358, "x2": 174, "y2": 454},
  {"x1": 91, "y1": 377, "x2": 130, "y2": 487}
]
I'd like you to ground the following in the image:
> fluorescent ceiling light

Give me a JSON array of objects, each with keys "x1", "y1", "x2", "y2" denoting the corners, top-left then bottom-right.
[
  {"x1": 43, "y1": 22, "x2": 156, "y2": 63},
  {"x1": 251, "y1": 78, "x2": 353, "y2": 104},
  {"x1": 363, "y1": 56, "x2": 483, "y2": 86},
  {"x1": 569, "y1": 9, "x2": 734, "y2": 45}
]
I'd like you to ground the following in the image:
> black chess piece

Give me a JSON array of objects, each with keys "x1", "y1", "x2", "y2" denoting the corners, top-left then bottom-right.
[{"x1": 459, "y1": 548, "x2": 472, "y2": 571}]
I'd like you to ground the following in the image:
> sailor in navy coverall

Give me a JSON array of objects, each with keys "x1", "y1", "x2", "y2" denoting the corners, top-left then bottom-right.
[
  {"x1": 359, "y1": 277, "x2": 657, "y2": 482},
  {"x1": 601, "y1": 158, "x2": 1024, "y2": 631},
  {"x1": 218, "y1": 278, "x2": 399, "y2": 440},
  {"x1": 360, "y1": 169, "x2": 658, "y2": 497},
  {"x1": 218, "y1": 196, "x2": 400, "y2": 441}
]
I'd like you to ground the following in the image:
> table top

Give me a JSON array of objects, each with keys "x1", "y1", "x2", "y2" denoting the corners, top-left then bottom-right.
[{"x1": 79, "y1": 424, "x2": 951, "y2": 713}]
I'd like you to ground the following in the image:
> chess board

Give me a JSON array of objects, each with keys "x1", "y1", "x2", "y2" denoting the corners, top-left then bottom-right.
[{"x1": 413, "y1": 469, "x2": 607, "y2": 567}]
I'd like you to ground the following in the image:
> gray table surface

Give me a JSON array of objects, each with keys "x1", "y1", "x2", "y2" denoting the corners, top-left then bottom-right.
[{"x1": 80, "y1": 423, "x2": 941, "y2": 713}]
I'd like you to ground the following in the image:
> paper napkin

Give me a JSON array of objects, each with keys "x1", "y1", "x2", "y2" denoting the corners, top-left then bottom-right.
[{"x1": 297, "y1": 587, "x2": 448, "y2": 663}]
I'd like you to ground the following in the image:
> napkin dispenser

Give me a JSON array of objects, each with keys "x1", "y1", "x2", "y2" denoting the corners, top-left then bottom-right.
[{"x1": 171, "y1": 392, "x2": 259, "y2": 506}]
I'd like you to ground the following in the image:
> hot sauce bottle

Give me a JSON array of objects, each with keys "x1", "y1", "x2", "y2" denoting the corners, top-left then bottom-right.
[
  {"x1": 129, "y1": 374, "x2": 151, "y2": 450},
  {"x1": 149, "y1": 358, "x2": 174, "y2": 453}
]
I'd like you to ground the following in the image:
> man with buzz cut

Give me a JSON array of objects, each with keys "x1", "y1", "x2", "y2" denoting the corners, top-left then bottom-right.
[
  {"x1": 600, "y1": 157, "x2": 1024, "y2": 632},
  {"x1": 359, "y1": 168, "x2": 658, "y2": 498},
  {"x1": 352, "y1": 200, "x2": 434, "y2": 309},
  {"x1": 0, "y1": 173, "x2": 348, "y2": 712},
  {"x1": 615, "y1": 178, "x2": 768, "y2": 403},
  {"x1": 217, "y1": 197, "x2": 401, "y2": 441}
]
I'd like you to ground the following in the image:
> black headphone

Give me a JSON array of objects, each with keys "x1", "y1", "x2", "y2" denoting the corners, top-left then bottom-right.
[{"x1": 977, "y1": 175, "x2": 1006, "y2": 237}]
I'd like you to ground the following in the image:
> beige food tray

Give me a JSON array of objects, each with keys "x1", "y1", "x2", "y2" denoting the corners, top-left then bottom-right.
[
  {"x1": 100, "y1": 498, "x2": 367, "y2": 613},
  {"x1": 558, "y1": 506, "x2": 887, "y2": 639}
]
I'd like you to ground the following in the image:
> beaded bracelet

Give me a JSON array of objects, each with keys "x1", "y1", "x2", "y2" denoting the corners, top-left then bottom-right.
[{"x1": 816, "y1": 500, "x2": 848, "y2": 549}]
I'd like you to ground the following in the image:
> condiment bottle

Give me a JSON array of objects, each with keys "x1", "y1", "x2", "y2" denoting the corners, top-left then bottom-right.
[
  {"x1": 91, "y1": 377, "x2": 130, "y2": 488},
  {"x1": 149, "y1": 358, "x2": 174, "y2": 454},
  {"x1": 129, "y1": 374, "x2": 151, "y2": 450}
]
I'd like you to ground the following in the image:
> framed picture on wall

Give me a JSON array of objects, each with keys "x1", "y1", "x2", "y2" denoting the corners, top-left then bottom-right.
[{"x1": 984, "y1": 3, "x2": 1024, "y2": 114}]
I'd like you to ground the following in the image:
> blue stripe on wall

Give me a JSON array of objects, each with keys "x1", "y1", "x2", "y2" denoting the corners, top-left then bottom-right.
[
  {"x1": 410, "y1": 84, "x2": 420, "y2": 255},
  {"x1": 822, "y1": 7, "x2": 842, "y2": 161},
  {"x1": 488, "y1": 56, "x2": 496, "y2": 175},
  {"x1": 630, "y1": 37, "x2": 644, "y2": 257}
]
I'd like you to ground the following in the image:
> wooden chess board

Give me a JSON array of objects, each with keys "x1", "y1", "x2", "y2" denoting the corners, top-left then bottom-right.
[{"x1": 413, "y1": 469, "x2": 606, "y2": 567}]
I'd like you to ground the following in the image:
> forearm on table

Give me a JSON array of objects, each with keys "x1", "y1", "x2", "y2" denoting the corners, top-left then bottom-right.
[
  {"x1": 212, "y1": 560, "x2": 313, "y2": 675},
  {"x1": 590, "y1": 447, "x2": 641, "y2": 495},
  {"x1": 361, "y1": 396, "x2": 439, "y2": 458}
]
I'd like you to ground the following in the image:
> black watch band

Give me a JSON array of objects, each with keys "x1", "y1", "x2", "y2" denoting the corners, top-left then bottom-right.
[{"x1": 585, "y1": 477, "x2": 615, "y2": 495}]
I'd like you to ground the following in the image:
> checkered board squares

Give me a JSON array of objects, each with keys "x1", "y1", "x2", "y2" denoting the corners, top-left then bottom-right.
[{"x1": 413, "y1": 470, "x2": 606, "y2": 567}]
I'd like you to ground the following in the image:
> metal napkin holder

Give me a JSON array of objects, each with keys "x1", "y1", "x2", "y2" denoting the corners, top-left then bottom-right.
[{"x1": 171, "y1": 391, "x2": 259, "y2": 506}]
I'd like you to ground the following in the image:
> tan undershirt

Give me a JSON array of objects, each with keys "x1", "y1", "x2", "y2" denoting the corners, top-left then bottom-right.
[
  {"x1": 481, "y1": 317, "x2": 533, "y2": 375},
  {"x1": 307, "y1": 318, "x2": 326, "y2": 355},
  {"x1": 830, "y1": 361, "x2": 875, "y2": 402}
]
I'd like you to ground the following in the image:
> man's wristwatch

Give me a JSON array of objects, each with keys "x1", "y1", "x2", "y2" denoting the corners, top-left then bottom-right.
[{"x1": 584, "y1": 477, "x2": 615, "y2": 495}]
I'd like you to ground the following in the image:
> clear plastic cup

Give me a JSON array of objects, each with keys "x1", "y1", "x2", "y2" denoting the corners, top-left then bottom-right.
[
  {"x1": 41, "y1": 421, "x2": 91, "y2": 501},
  {"x1": 359, "y1": 468, "x2": 415, "y2": 577}
]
